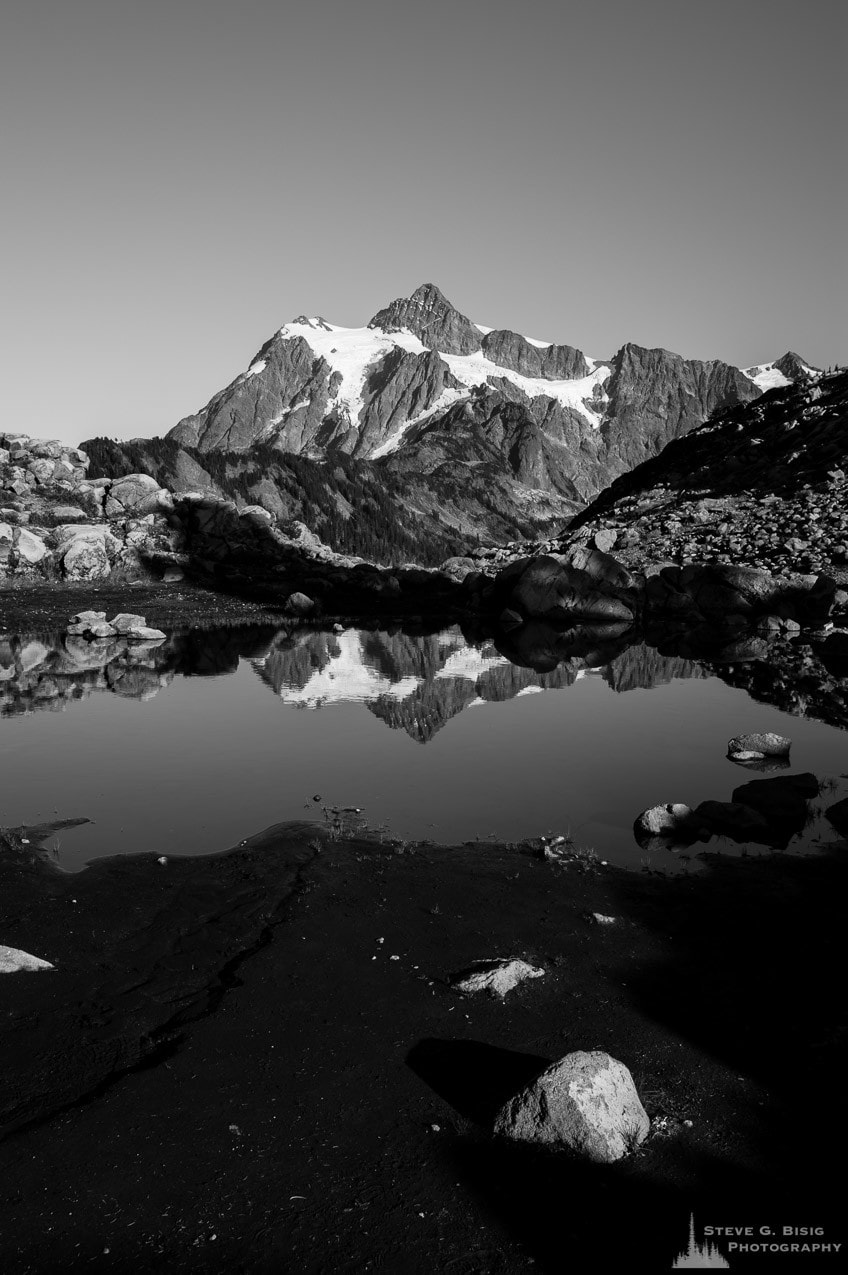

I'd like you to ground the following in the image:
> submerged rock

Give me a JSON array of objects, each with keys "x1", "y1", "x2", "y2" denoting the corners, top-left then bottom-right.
[
  {"x1": 494, "y1": 1050, "x2": 650, "y2": 1162},
  {"x1": 450, "y1": 957, "x2": 545, "y2": 999},
  {"x1": 825, "y1": 798, "x2": 848, "y2": 838}
]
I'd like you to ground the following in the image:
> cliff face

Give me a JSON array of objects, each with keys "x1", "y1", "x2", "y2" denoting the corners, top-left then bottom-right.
[{"x1": 162, "y1": 285, "x2": 810, "y2": 508}]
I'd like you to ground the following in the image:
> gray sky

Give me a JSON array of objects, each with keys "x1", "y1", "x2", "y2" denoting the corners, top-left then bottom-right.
[{"x1": 2, "y1": 0, "x2": 845, "y2": 445}]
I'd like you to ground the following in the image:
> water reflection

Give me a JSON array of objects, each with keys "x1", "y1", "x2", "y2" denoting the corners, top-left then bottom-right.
[
  {"x1": 1, "y1": 621, "x2": 846, "y2": 871},
  {"x1": 2, "y1": 624, "x2": 711, "y2": 740}
]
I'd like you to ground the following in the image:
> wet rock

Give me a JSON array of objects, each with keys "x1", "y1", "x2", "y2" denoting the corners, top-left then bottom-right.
[
  {"x1": 494, "y1": 1050, "x2": 650, "y2": 1162},
  {"x1": 727, "y1": 732, "x2": 791, "y2": 759},
  {"x1": 824, "y1": 798, "x2": 848, "y2": 838},
  {"x1": 730, "y1": 773, "x2": 818, "y2": 847},
  {"x1": 450, "y1": 957, "x2": 545, "y2": 998},
  {"x1": 692, "y1": 800, "x2": 770, "y2": 841},
  {"x1": 635, "y1": 803, "x2": 694, "y2": 838}
]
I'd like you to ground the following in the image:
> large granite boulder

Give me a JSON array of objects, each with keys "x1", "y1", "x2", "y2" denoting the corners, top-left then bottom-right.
[
  {"x1": 104, "y1": 474, "x2": 166, "y2": 519},
  {"x1": 494, "y1": 1050, "x2": 650, "y2": 1163},
  {"x1": 503, "y1": 556, "x2": 635, "y2": 624}
]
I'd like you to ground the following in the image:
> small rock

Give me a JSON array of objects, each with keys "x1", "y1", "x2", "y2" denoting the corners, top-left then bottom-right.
[
  {"x1": 0, "y1": 944, "x2": 54, "y2": 974},
  {"x1": 110, "y1": 612, "x2": 148, "y2": 634},
  {"x1": 590, "y1": 913, "x2": 617, "y2": 925},
  {"x1": 450, "y1": 957, "x2": 545, "y2": 998},
  {"x1": 634, "y1": 803, "x2": 694, "y2": 838},
  {"x1": 727, "y1": 732, "x2": 791, "y2": 759},
  {"x1": 494, "y1": 1050, "x2": 650, "y2": 1163},
  {"x1": 124, "y1": 626, "x2": 166, "y2": 641},
  {"x1": 68, "y1": 610, "x2": 107, "y2": 627}
]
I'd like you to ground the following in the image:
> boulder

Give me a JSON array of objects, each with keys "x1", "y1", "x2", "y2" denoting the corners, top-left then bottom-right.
[
  {"x1": 692, "y1": 800, "x2": 770, "y2": 841},
  {"x1": 450, "y1": 958, "x2": 545, "y2": 998},
  {"x1": 68, "y1": 610, "x2": 107, "y2": 627},
  {"x1": 634, "y1": 803, "x2": 694, "y2": 838},
  {"x1": 825, "y1": 798, "x2": 848, "y2": 839},
  {"x1": 124, "y1": 626, "x2": 166, "y2": 641},
  {"x1": 727, "y1": 732, "x2": 791, "y2": 759},
  {"x1": 730, "y1": 773, "x2": 818, "y2": 848},
  {"x1": 494, "y1": 1051, "x2": 650, "y2": 1163},
  {"x1": 509, "y1": 557, "x2": 634, "y2": 624},
  {"x1": 15, "y1": 528, "x2": 49, "y2": 565},
  {"x1": 593, "y1": 528, "x2": 618, "y2": 553},
  {"x1": 284, "y1": 592, "x2": 316, "y2": 616},
  {"x1": 439, "y1": 555, "x2": 478, "y2": 583},
  {"x1": 104, "y1": 474, "x2": 164, "y2": 519},
  {"x1": 110, "y1": 613, "x2": 149, "y2": 634}
]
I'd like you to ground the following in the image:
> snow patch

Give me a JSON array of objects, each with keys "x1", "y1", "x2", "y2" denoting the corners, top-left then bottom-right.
[
  {"x1": 435, "y1": 646, "x2": 510, "y2": 681},
  {"x1": 743, "y1": 362, "x2": 792, "y2": 391},
  {"x1": 262, "y1": 630, "x2": 423, "y2": 708},
  {"x1": 440, "y1": 350, "x2": 611, "y2": 429}
]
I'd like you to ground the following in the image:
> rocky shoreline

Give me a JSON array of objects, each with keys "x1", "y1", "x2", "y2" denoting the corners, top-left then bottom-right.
[{"x1": 0, "y1": 811, "x2": 844, "y2": 1271}]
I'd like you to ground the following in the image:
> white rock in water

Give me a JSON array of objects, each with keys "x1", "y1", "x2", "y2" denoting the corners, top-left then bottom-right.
[
  {"x1": 110, "y1": 612, "x2": 148, "y2": 633},
  {"x1": 124, "y1": 626, "x2": 166, "y2": 641},
  {"x1": 495, "y1": 1050, "x2": 650, "y2": 1163},
  {"x1": 451, "y1": 957, "x2": 545, "y2": 998},
  {"x1": 0, "y1": 944, "x2": 54, "y2": 974}
]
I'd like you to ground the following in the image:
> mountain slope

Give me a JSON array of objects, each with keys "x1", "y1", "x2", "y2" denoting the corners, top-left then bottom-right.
[
  {"x1": 165, "y1": 283, "x2": 816, "y2": 506},
  {"x1": 564, "y1": 369, "x2": 848, "y2": 577}
]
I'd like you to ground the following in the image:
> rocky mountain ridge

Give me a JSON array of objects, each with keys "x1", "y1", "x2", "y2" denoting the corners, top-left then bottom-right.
[{"x1": 165, "y1": 283, "x2": 818, "y2": 506}]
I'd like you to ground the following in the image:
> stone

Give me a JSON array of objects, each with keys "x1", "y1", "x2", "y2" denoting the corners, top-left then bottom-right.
[
  {"x1": 825, "y1": 798, "x2": 848, "y2": 838},
  {"x1": 450, "y1": 958, "x2": 545, "y2": 998},
  {"x1": 727, "y1": 732, "x2": 791, "y2": 759},
  {"x1": 104, "y1": 473, "x2": 163, "y2": 518},
  {"x1": 692, "y1": 800, "x2": 770, "y2": 840},
  {"x1": 494, "y1": 1050, "x2": 650, "y2": 1163},
  {"x1": 593, "y1": 528, "x2": 618, "y2": 553},
  {"x1": 509, "y1": 557, "x2": 634, "y2": 624},
  {"x1": 439, "y1": 555, "x2": 477, "y2": 583},
  {"x1": 284, "y1": 591, "x2": 316, "y2": 616},
  {"x1": 124, "y1": 626, "x2": 166, "y2": 641},
  {"x1": 634, "y1": 803, "x2": 694, "y2": 837},
  {"x1": 0, "y1": 944, "x2": 54, "y2": 974},
  {"x1": 110, "y1": 613, "x2": 148, "y2": 634},
  {"x1": 14, "y1": 528, "x2": 49, "y2": 564},
  {"x1": 68, "y1": 611, "x2": 107, "y2": 627}
]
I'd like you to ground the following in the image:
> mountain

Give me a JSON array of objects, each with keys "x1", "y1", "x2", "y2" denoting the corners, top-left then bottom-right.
[
  {"x1": 562, "y1": 368, "x2": 848, "y2": 578},
  {"x1": 165, "y1": 283, "x2": 817, "y2": 506}
]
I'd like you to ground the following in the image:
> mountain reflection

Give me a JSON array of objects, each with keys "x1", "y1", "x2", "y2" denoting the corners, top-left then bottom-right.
[{"x1": 1, "y1": 621, "x2": 845, "y2": 736}]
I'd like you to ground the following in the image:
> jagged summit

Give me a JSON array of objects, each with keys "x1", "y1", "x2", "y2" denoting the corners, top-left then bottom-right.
[
  {"x1": 368, "y1": 282, "x2": 482, "y2": 356},
  {"x1": 166, "y1": 284, "x2": 820, "y2": 509}
]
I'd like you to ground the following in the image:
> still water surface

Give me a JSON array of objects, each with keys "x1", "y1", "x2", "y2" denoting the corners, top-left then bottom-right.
[{"x1": 1, "y1": 624, "x2": 845, "y2": 872}]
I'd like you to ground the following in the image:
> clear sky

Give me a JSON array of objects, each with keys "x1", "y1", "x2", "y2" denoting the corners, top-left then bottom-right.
[{"x1": 2, "y1": 0, "x2": 845, "y2": 445}]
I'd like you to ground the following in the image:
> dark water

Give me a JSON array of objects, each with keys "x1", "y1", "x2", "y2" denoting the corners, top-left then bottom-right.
[{"x1": 1, "y1": 623, "x2": 846, "y2": 872}]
